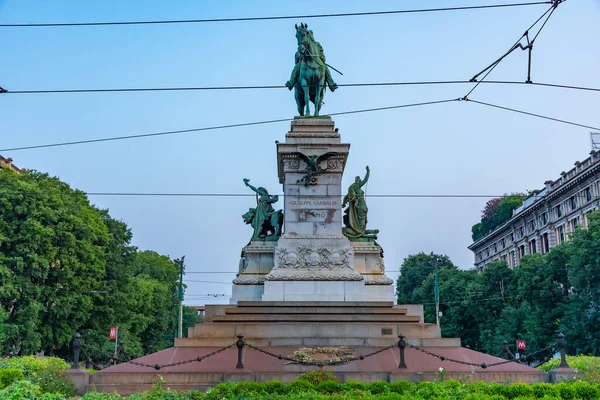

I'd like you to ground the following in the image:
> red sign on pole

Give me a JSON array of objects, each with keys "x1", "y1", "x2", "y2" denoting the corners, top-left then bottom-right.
[
  {"x1": 110, "y1": 327, "x2": 117, "y2": 340},
  {"x1": 517, "y1": 340, "x2": 526, "y2": 350}
]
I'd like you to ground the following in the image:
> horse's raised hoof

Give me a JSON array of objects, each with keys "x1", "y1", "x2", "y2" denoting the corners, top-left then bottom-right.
[
  {"x1": 329, "y1": 83, "x2": 338, "y2": 92},
  {"x1": 285, "y1": 81, "x2": 293, "y2": 90}
]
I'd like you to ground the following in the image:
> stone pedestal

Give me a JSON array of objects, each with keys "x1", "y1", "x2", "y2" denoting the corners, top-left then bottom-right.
[
  {"x1": 231, "y1": 241, "x2": 277, "y2": 303},
  {"x1": 64, "y1": 368, "x2": 91, "y2": 396},
  {"x1": 352, "y1": 242, "x2": 394, "y2": 302},
  {"x1": 262, "y1": 117, "x2": 366, "y2": 301}
]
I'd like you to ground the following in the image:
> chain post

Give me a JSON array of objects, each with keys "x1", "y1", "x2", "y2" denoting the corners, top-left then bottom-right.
[
  {"x1": 397, "y1": 334, "x2": 407, "y2": 368},
  {"x1": 501, "y1": 340, "x2": 514, "y2": 360},
  {"x1": 236, "y1": 334, "x2": 245, "y2": 369},
  {"x1": 557, "y1": 333, "x2": 569, "y2": 368},
  {"x1": 71, "y1": 333, "x2": 82, "y2": 369}
]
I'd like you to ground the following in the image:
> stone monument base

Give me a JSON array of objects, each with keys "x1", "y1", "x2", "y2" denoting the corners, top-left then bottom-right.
[
  {"x1": 262, "y1": 281, "x2": 365, "y2": 301},
  {"x1": 91, "y1": 301, "x2": 547, "y2": 395}
]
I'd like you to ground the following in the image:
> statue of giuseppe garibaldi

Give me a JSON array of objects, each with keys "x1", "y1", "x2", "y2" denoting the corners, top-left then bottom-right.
[{"x1": 285, "y1": 23, "x2": 339, "y2": 117}]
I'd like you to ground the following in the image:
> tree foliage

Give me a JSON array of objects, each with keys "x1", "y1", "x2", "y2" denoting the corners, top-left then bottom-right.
[
  {"x1": 471, "y1": 194, "x2": 524, "y2": 241},
  {"x1": 398, "y1": 212, "x2": 600, "y2": 357},
  {"x1": 0, "y1": 169, "x2": 200, "y2": 361}
]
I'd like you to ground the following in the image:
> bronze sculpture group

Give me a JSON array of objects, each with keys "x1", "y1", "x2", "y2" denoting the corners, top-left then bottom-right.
[{"x1": 240, "y1": 25, "x2": 377, "y2": 242}]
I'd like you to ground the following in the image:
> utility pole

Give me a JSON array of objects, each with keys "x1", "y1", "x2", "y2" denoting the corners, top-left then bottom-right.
[
  {"x1": 435, "y1": 258, "x2": 441, "y2": 326},
  {"x1": 176, "y1": 256, "x2": 185, "y2": 338}
]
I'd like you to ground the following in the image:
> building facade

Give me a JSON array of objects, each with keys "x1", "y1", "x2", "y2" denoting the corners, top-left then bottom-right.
[
  {"x1": 469, "y1": 150, "x2": 600, "y2": 271},
  {"x1": 0, "y1": 155, "x2": 20, "y2": 173}
]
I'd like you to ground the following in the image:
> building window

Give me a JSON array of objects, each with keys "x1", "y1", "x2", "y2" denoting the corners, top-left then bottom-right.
[
  {"x1": 486, "y1": 248, "x2": 489, "y2": 257},
  {"x1": 500, "y1": 239, "x2": 505, "y2": 249},
  {"x1": 542, "y1": 233, "x2": 549, "y2": 254},
  {"x1": 509, "y1": 233, "x2": 514, "y2": 242},
  {"x1": 571, "y1": 218, "x2": 578, "y2": 231},
  {"x1": 584, "y1": 187, "x2": 592, "y2": 202},
  {"x1": 518, "y1": 245, "x2": 526, "y2": 264},
  {"x1": 493, "y1": 244, "x2": 498, "y2": 253},
  {"x1": 517, "y1": 226, "x2": 524, "y2": 238},
  {"x1": 528, "y1": 220, "x2": 535, "y2": 232},
  {"x1": 540, "y1": 212, "x2": 548, "y2": 225},
  {"x1": 569, "y1": 196, "x2": 577, "y2": 211},
  {"x1": 477, "y1": 252, "x2": 482, "y2": 261},
  {"x1": 530, "y1": 239, "x2": 537, "y2": 254},
  {"x1": 557, "y1": 225, "x2": 565, "y2": 244},
  {"x1": 555, "y1": 204, "x2": 564, "y2": 218}
]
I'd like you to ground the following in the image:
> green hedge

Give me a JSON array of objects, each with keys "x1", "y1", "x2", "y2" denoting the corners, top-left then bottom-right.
[
  {"x1": 68, "y1": 378, "x2": 600, "y2": 399},
  {"x1": 0, "y1": 356, "x2": 76, "y2": 397},
  {"x1": 539, "y1": 355, "x2": 600, "y2": 383}
]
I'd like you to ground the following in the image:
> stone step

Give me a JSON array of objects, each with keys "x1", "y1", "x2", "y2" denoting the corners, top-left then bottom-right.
[
  {"x1": 211, "y1": 314, "x2": 421, "y2": 323},
  {"x1": 191, "y1": 321, "x2": 441, "y2": 340},
  {"x1": 236, "y1": 301, "x2": 395, "y2": 308},
  {"x1": 223, "y1": 307, "x2": 408, "y2": 315}
]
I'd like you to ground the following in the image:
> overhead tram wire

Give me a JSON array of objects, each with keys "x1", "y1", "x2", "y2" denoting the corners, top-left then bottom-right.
[
  {"x1": 0, "y1": 98, "x2": 459, "y2": 152},
  {"x1": 2, "y1": 80, "x2": 599, "y2": 95},
  {"x1": 466, "y1": 98, "x2": 600, "y2": 131},
  {"x1": 462, "y1": 1, "x2": 560, "y2": 100},
  {"x1": 0, "y1": 2, "x2": 551, "y2": 28},
  {"x1": 2, "y1": 96, "x2": 598, "y2": 153}
]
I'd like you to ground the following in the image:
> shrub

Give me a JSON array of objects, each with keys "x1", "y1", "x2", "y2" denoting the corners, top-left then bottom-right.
[
  {"x1": 0, "y1": 368, "x2": 26, "y2": 389},
  {"x1": 261, "y1": 380, "x2": 288, "y2": 395},
  {"x1": 287, "y1": 379, "x2": 315, "y2": 394},
  {"x1": 509, "y1": 382, "x2": 534, "y2": 398},
  {"x1": 539, "y1": 355, "x2": 600, "y2": 383},
  {"x1": 297, "y1": 369, "x2": 338, "y2": 385},
  {"x1": 554, "y1": 382, "x2": 575, "y2": 400},
  {"x1": 466, "y1": 381, "x2": 490, "y2": 394},
  {"x1": 0, "y1": 356, "x2": 75, "y2": 397},
  {"x1": 389, "y1": 380, "x2": 415, "y2": 394},
  {"x1": 367, "y1": 380, "x2": 389, "y2": 394},
  {"x1": 374, "y1": 394, "x2": 404, "y2": 400},
  {"x1": 343, "y1": 381, "x2": 366, "y2": 391},
  {"x1": 531, "y1": 382, "x2": 558, "y2": 398},
  {"x1": 488, "y1": 383, "x2": 511, "y2": 398},
  {"x1": 571, "y1": 381, "x2": 598, "y2": 400},
  {"x1": 232, "y1": 381, "x2": 262, "y2": 394},
  {"x1": 416, "y1": 381, "x2": 446, "y2": 398},
  {"x1": 316, "y1": 380, "x2": 343, "y2": 394},
  {"x1": 82, "y1": 393, "x2": 122, "y2": 399}
]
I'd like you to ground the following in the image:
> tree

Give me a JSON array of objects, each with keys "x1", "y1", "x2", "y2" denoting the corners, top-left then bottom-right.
[
  {"x1": 0, "y1": 169, "x2": 188, "y2": 360},
  {"x1": 562, "y1": 211, "x2": 600, "y2": 354},
  {"x1": 471, "y1": 194, "x2": 524, "y2": 241},
  {"x1": 0, "y1": 169, "x2": 110, "y2": 355},
  {"x1": 396, "y1": 253, "x2": 456, "y2": 323}
]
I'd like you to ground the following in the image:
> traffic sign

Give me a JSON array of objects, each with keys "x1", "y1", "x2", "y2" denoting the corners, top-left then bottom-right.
[{"x1": 517, "y1": 340, "x2": 526, "y2": 350}]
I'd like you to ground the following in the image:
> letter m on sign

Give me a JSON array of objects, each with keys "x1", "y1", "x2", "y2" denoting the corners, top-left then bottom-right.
[
  {"x1": 517, "y1": 340, "x2": 526, "y2": 350},
  {"x1": 110, "y1": 327, "x2": 117, "y2": 340}
]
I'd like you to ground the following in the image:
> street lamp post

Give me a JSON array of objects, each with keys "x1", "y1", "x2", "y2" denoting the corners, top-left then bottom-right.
[{"x1": 435, "y1": 258, "x2": 441, "y2": 326}]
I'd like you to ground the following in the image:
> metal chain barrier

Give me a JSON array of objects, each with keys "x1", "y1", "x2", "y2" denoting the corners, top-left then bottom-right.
[
  {"x1": 128, "y1": 342, "x2": 236, "y2": 370},
  {"x1": 407, "y1": 342, "x2": 556, "y2": 369},
  {"x1": 243, "y1": 340, "x2": 398, "y2": 367}
]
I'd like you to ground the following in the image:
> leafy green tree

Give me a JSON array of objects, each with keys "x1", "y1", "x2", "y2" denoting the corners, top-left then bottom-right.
[
  {"x1": 0, "y1": 169, "x2": 110, "y2": 355},
  {"x1": 561, "y1": 211, "x2": 600, "y2": 355},
  {"x1": 471, "y1": 195, "x2": 524, "y2": 241},
  {"x1": 0, "y1": 169, "x2": 189, "y2": 360}
]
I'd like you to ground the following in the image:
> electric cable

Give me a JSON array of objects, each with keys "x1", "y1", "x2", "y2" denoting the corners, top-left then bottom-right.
[
  {"x1": 463, "y1": 2, "x2": 559, "y2": 99},
  {"x1": 0, "y1": 98, "x2": 459, "y2": 152},
  {"x1": 1, "y1": 80, "x2": 598, "y2": 95},
  {"x1": 466, "y1": 98, "x2": 600, "y2": 131},
  {"x1": 0, "y1": 2, "x2": 551, "y2": 28}
]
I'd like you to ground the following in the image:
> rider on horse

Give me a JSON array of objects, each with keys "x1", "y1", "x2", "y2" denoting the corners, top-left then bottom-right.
[{"x1": 285, "y1": 27, "x2": 338, "y2": 92}]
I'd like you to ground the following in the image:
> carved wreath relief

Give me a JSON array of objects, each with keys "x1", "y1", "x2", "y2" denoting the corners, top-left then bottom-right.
[{"x1": 275, "y1": 246, "x2": 353, "y2": 270}]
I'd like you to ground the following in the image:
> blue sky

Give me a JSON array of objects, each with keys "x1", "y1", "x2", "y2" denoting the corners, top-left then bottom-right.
[{"x1": 1, "y1": 0, "x2": 599, "y2": 304}]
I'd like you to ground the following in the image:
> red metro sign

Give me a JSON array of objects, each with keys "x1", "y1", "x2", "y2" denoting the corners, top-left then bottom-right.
[{"x1": 516, "y1": 340, "x2": 526, "y2": 350}]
